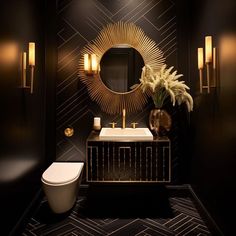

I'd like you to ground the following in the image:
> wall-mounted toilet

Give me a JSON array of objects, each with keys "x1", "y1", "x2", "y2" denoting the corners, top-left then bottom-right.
[{"x1": 41, "y1": 162, "x2": 84, "y2": 214}]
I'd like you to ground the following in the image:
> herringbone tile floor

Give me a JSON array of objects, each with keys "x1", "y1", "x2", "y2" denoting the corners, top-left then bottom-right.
[{"x1": 22, "y1": 186, "x2": 212, "y2": 236}]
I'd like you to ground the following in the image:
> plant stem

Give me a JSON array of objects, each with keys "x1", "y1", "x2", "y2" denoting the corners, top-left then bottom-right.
[{"x1": 152, "y1": 88, "x2": 169, "y2": 108}]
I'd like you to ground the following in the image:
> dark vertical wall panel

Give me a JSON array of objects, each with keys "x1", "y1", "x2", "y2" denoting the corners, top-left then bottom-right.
[
  {"x1": 45, "y1": 0, "x2": 57, "y2": 167},
  {"x1": 56, "y1": 0, "x2": 189, "y2": 183},
  {"x1": 189, "y1": 0, "x2": 236, "y2": 234},
  {"x1": 0, "y1": 0, "x2": 46, "y2": 234}
]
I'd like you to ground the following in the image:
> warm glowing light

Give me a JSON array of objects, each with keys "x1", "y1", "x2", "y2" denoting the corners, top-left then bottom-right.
[
  {"x1": 84, "y1": 54, "x2": 90, "y2": 72},
  {"x1": 84, "y1": 54, "x2": 97, "y2": 74},
  {"x1": 29, "y1": 42, "x2": 35, "y2": 66},
  {"x1": 0, "y1": 41, "x2": 18, "y2": 65},
  {"x1": 198, "y1": 48, "x2": 204, "y2": 69},
  {"x1": 205, "y1": 36, "x2": 212, "y2": 63},
  {"x1": 220, "y1": 34, "x2": 236, "y2": 65},
  {"x1": 91, "y1": 54, "x2": 97, "y2": 71}
]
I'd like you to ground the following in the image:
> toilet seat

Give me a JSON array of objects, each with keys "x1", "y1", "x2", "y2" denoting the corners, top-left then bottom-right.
[{"x1": 42, "y1": 162, "x2": 84, "y2": 185}]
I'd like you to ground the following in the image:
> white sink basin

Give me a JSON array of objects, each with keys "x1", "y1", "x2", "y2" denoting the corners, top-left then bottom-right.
[{"x1": 99, "y1": 127, "x2": 153, "y2": 141}]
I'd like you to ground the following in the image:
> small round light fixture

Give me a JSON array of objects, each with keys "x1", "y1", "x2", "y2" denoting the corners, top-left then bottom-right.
[{"x1": 64, "y1": 127, "x2": 74, "y2": 137}]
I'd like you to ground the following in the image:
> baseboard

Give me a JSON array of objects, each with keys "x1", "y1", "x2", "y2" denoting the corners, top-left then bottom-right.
[
  {"x1": 187, "y1": 184, "x2": 224, "y2": 236},
  {"x1": 9, "y1": 188, "x2": 43, "y2": 236}
]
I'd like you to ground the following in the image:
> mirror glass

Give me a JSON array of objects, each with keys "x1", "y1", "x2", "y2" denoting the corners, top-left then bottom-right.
[{"x1": 99, "y1": 45, "x2": 144, "y2": 93}]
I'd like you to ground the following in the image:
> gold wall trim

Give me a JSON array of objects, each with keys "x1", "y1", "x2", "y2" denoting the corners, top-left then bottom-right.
[{"x1": 78, "y1": 21, "x2": 165, "y2": 114}]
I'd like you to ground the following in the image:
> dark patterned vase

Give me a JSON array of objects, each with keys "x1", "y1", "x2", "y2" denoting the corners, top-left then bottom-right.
[{"x1": 149, "y1": 108, "x2": 172, "y2": 136}]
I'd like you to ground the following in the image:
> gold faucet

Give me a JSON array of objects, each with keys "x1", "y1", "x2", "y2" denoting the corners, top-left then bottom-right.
[{"x1": 122, "y1": 108, "x2": 126, "y2": 129}]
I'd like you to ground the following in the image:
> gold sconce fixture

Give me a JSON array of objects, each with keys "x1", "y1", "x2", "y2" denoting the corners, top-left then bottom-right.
[
  {"x1": 21, "y1": 42, "x2": 35, "y2": 93},
  {"x1": 198, "y1": 36, "x2": 217, "y2": 93},
  {"x1": 84, "y1": 53, "x2": 98, "y2": 75}
]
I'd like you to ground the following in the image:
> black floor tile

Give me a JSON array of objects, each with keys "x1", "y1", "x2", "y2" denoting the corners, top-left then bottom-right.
[{"x1": 22, "y1": 185, "x2": 213, "y2": 236}]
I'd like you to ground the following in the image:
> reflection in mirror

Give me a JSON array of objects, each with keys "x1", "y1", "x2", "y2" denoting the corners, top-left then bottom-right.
[{"x1": 100, "y1": 45, "x2": 144, "y2": 93}]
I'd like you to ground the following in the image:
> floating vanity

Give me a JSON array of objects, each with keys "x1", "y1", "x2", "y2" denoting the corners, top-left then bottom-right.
[{"x1": 86, "y1": 130, "x2": 171, "y2": 183}]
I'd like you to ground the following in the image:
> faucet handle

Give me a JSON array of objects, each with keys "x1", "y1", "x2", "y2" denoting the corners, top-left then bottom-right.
[
  {"x1": 131, "y1": 122, "x2": 138, "y2": 129},
  {"x1": 109, "y1": 122, "x2": 117, "y2": 128}
]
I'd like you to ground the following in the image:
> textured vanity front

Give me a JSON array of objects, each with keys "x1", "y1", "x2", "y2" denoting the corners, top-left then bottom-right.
[{"x1": 86, "y1": 132, "x2": 171, "y2": 183}]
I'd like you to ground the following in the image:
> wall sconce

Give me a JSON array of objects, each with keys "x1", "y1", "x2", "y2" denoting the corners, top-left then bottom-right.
[
  {"x1": 198, "y1": 36, "x2": 217, "y2": 93},
  {"x1": 21, "y1": 42, "x2": 35, "y2": 94},
  {"x1": 84, "y1": 53, "x2": 98, "y2": 75}
]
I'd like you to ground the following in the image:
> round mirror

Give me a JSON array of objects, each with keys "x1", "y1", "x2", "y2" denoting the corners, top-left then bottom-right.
[
  {"x1": 79, "y1": 21, "x2": 165, "y2": 114},
  {"x1": 99, "y1": 45, "x2": 144, "y2": 93}
]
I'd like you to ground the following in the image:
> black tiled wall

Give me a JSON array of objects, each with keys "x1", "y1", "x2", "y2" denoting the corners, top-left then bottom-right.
[{"x1": 56, "y1": 0, "x2": 189, "y2": 183}]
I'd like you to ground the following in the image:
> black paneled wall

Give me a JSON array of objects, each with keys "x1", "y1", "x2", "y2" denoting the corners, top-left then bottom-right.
[
  {"x1": 56, "y1": 0, "x2": 190, "y2": 183},
  {"x1": 189, "y1": 0, "x2": 236, "y2": 234},
  {"x1": 0, "y1": 0, "x2": 47, "y2": 235}
]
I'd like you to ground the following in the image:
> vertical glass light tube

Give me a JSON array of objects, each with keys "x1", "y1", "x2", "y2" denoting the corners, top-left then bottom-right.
[
  {"x1": 91, "y1": 54, "x2": 97, "y2": 72},
  {"x1": 29, "y1": 42, "x2": 35, "y2": 66},
  {"x1": 205, "y1": 36, "x2": 212, "y2": 63},
  {"x1": 84, "y1": 54, "x2": 90, "y2": 73},
  {"x1": 205, "y1": 36, "x2": 212, "y2": 93},
  {"x1": 198, "y1": 48, "x2": 204, "y2": 69}
]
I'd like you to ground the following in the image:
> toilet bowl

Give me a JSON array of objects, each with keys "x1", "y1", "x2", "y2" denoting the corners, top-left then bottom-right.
[{"x1": 41, "y1": 162, "x2": 84, "y2": 214}]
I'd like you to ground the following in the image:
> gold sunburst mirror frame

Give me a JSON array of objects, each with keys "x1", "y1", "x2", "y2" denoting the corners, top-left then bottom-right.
[{"x1": 78, "y1": 21, "x2": 166, "y2": 114}]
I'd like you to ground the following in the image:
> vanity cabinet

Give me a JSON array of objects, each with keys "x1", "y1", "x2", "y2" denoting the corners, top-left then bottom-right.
[{"x1": 86, "y1": 131, "x2": 171, "y2": 183}]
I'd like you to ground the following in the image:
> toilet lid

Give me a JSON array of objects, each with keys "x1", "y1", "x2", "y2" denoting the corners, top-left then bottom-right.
[{"x1": 42, "y1": 162, "x2": 84, "y2": 185}]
